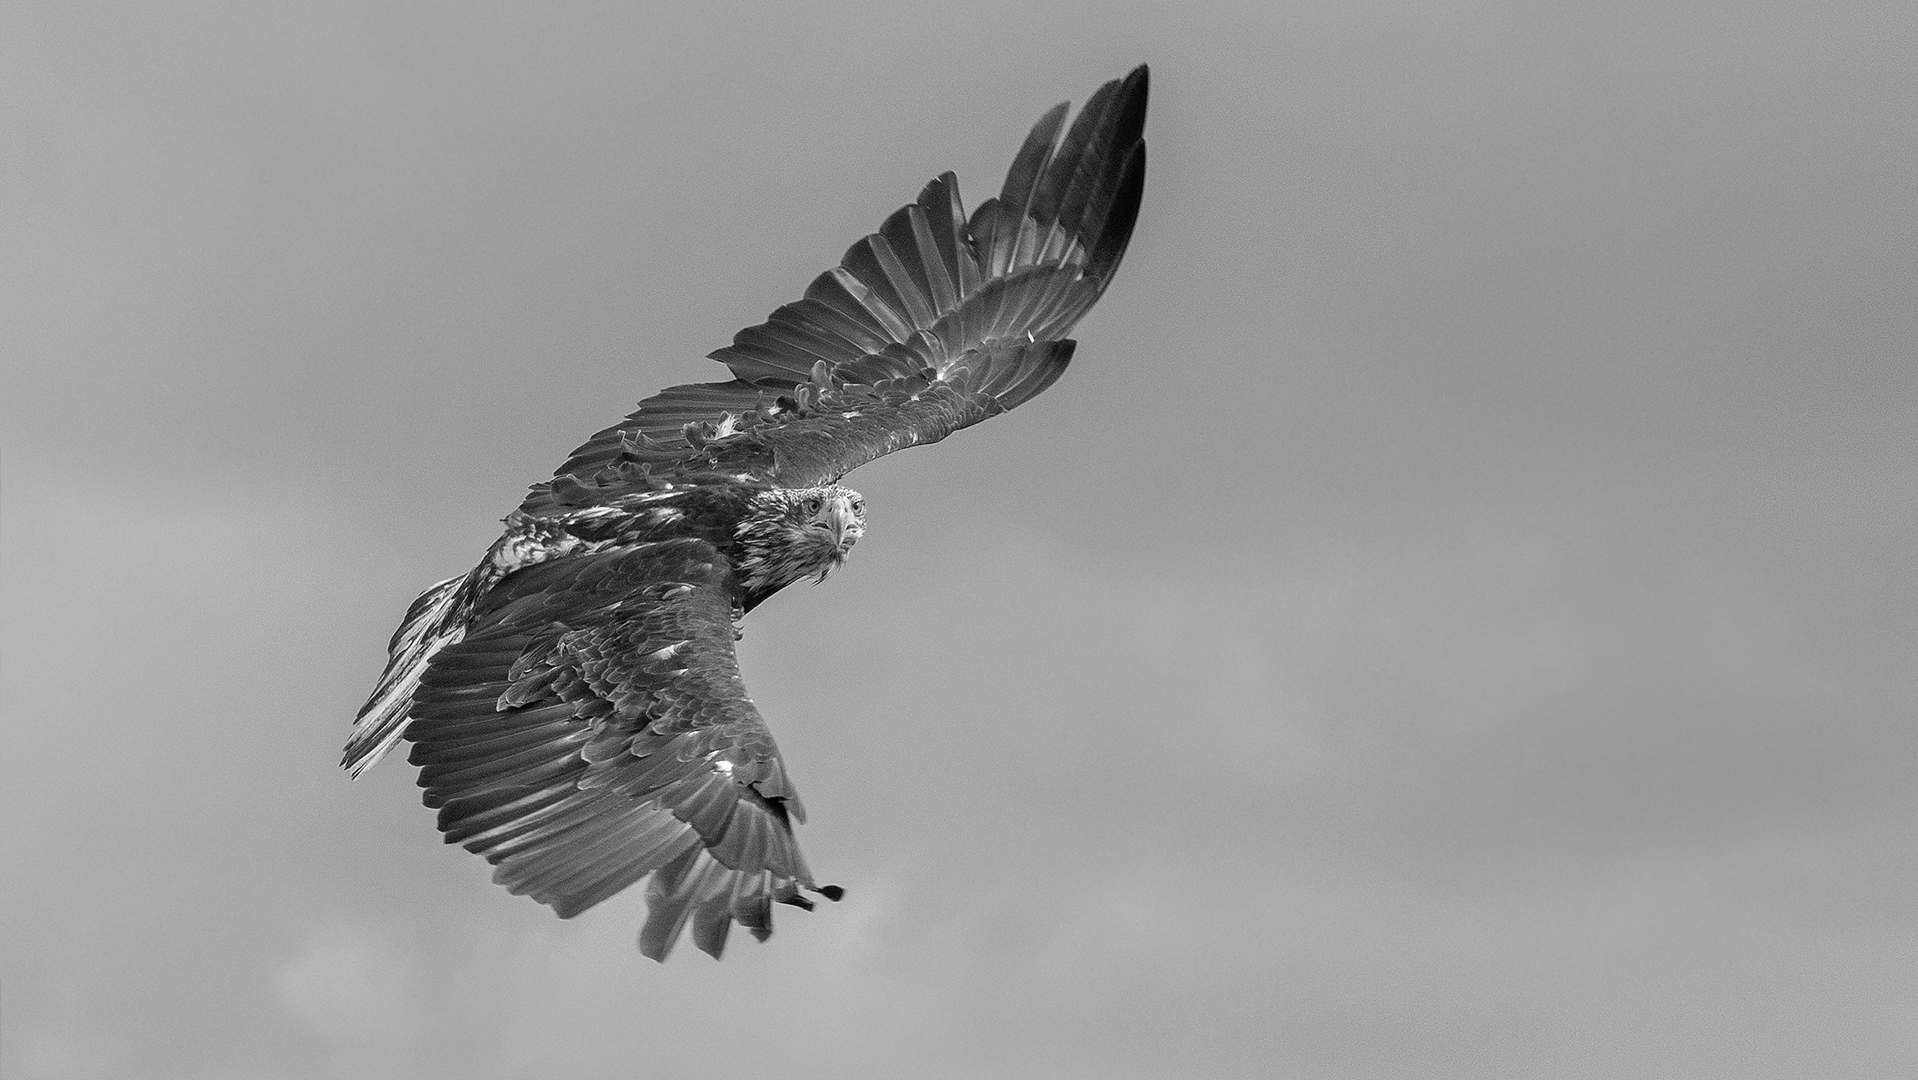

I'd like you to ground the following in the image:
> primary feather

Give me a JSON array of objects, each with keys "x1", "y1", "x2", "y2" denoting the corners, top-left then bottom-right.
[{"x1": 348, "y1": 65, "x2": 1148, "y2": 961}]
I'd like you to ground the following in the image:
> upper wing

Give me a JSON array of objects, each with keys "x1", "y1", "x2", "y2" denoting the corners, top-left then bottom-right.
[
  {"x1": 521, "y1": 65, "x2": 1147, "y2": 513},
  {"x1": 404, "y1": 536, "x2": 835, "y2": 960}
]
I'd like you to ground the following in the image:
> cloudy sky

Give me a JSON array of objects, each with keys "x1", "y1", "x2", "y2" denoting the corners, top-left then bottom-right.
[{"x1": 4, "y1": 2, "x2": 1914, "y2": 1077}]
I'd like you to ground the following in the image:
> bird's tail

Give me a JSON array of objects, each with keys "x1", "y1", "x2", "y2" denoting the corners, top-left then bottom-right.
[{"x1": 343, "y1": 573, "x2": 472, "y2": 777}]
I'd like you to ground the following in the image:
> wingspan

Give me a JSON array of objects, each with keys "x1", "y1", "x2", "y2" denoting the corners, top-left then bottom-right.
[
  {"x1": 404, "y1": 537, "x2": 835, "y2": 960},
  {"x1": 522, "y1": 64, "x2": 1148, "y2": 513}
]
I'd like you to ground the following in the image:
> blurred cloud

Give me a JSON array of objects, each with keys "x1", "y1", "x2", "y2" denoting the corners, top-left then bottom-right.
[{"x1": 274, "y1": 921, "x2": 419, "y2": 1049}]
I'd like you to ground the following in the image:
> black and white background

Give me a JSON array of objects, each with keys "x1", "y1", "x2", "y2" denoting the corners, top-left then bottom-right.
[{"x1": 3, "y1": 3, "x2": 1913, "y2": 1077}]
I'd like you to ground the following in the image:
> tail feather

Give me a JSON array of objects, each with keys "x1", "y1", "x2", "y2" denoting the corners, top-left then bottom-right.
[
  {"x1": 638, "y1": 847, "x2": 843, "y2": 961},
  {"x1": 344, "y1": 574, "x2": 470, "y2": 777}
]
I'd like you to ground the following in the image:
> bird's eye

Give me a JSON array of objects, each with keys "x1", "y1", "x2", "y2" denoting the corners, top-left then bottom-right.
[
  {"x1": 803, "y1": 497, "x2": 821, "y2": 515},
  {"x1": 851, "y1": 499, "x2": 864, "y2": 515}
]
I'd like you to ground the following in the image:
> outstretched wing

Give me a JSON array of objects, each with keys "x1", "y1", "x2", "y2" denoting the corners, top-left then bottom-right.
[
  {"x1": 404, "y1": 536, "x2": 836, "y2": 960},
  {"x1": 522, "y1": 64, "x2": 1147, "y2": 514}
]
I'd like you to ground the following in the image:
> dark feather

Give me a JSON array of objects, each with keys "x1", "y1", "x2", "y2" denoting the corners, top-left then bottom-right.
[
  {"x1": 401, "y1": 541, "x2": 828, "y2": 959},
  {"x1": 520, "y1": 64, "x2": 1149, "y2": 510},
  {"x1": 637, "y1": 847, "x2": 704, "y2": 960}
]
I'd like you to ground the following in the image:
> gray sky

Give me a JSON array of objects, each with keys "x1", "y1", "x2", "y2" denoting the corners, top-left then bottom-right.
[{"x1": 4, "y1": 2, "x2": 1914, "y2": 1078}]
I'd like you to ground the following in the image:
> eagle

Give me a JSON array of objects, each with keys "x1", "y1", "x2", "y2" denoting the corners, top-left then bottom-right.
[{"x1": 346, "y1": 65, "x2": 1149, "y2": 961}]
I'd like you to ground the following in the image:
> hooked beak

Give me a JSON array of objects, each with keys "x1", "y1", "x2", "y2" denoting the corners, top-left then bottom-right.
[
  {"x1": 808, "y1": 494, "x2": 861, "y2": 584},
  {"x1": 819, "y1": 497, "x2": 858, "y2": 553}
]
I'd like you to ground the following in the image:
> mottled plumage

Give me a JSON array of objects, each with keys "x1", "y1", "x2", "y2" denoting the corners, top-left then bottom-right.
[{"x1": 348, "y1": 66, "x2": 1149, "y2": 960}]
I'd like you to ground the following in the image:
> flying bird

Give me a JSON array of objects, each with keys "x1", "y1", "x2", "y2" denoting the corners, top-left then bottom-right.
[{"x1": 346, "y1": 65, "x2": 1149, "y2": 961}]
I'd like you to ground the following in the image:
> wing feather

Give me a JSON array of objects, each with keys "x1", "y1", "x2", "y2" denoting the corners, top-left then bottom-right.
[
  {"x1": 520, "y1": 65, "x2": 1147, "y2": 512},
  {"x1": 906, "y1": 198, "x2": 961, "y2": 315},
  {"x1": 404, "y1": 539, "x2": 835, "y2": 960},
  {"x1": 993, "y1": 100, "x2": 1071, "y2": 274}
]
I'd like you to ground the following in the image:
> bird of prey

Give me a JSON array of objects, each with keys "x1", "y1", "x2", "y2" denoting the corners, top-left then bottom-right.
[{"x1": 346, "y1": 65, "x2": 1149, "y2": 961}]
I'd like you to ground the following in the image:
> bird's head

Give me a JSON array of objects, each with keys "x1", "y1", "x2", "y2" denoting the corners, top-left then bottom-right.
[{"x1": 736, "y1": 484, "x2": 867, "y2": 594}]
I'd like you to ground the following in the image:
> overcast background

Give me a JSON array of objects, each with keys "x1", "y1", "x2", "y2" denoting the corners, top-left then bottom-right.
[{"x1": 4, "y1": 2, "x2": 1915, "y2": 1078}]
